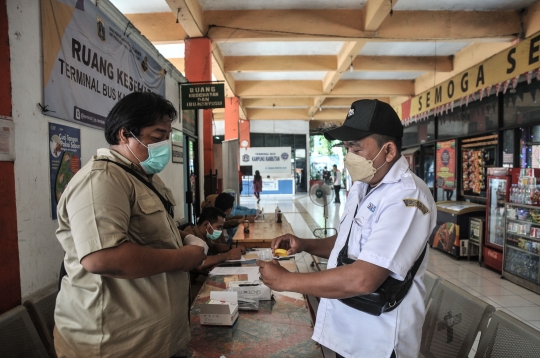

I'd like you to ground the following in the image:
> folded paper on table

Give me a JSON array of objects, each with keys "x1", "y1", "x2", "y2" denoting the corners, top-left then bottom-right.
[{"x1": 209, "y1": 266, "x2": 260, "y2": 281}]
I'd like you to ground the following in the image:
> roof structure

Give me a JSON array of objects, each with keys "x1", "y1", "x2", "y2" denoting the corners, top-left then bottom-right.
[{"x1": 110, "y1": 0, "x2": 540, "y2": 129}]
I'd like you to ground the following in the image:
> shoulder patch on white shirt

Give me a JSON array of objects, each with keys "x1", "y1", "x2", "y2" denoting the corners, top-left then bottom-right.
[
  {"x1": 402, "y1": 198, "x2": 430, "y2": 215},
  {"x1": 401, "y1": 172, "x2": 416, "y2": 189}
]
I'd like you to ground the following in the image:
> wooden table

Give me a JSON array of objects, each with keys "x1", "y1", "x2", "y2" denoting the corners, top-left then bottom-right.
[
  {"x1": 232, "y1": 214, "x2": 293, "y2": 248},
  {"x1": 181, "y1": 260, "x2": 323, "y2": 358}
]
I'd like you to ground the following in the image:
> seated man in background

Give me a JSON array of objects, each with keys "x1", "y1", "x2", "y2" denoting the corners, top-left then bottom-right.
[
  {"x1": 213, "y1": 192, "x2": 257, "y2": 243},
  {"x1": 181, "y1": 206, "x2": 246, "y2": 272},
  {"x1": 202, "y1": 193, "x2": 259, "y2": 217}
]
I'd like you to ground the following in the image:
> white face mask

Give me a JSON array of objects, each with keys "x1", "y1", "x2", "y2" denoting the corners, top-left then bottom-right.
[{"x1": 344, "y1": 144, "x2": 388, "y2": 183}]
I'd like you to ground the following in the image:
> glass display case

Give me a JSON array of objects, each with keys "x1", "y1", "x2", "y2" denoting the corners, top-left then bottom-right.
[
  {"x1": 486, "y1": 176, "x2": 510, "y2": 249},
  {"x1": 503, "y1": 203, "x2": 540, "y2": 294},
  {"x1": 469, "y1": 217, "x2": 485, "y2": 264}
]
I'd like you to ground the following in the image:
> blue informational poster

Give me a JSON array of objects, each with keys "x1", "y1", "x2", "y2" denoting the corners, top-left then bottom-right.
[{"x1": 49, "y1": 123, "x2": 81, "y2": 219}]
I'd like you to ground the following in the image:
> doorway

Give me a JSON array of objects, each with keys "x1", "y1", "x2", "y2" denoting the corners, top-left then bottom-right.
[
  {"x1": 421, "y1": 145, "x2": 435, "y2": 199},
  {"x1": 182, "y1": 109, "x2": 200, "y2": 224}
]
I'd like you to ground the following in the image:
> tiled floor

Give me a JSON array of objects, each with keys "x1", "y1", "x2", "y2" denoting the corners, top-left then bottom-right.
[{"x1": 239, "y1": 190, "x2": 540, "y2": 339}]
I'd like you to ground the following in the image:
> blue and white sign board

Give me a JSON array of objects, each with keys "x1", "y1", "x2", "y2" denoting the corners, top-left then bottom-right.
[{"x1": 240, "y1": 147, "x2": 291, "y2": 175}]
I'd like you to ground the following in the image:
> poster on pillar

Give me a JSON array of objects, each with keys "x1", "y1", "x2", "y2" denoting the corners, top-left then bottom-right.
[
  {"x1": 41, "y1": 0, "x2": 166, "y2": 129},
  {"x1": 240, "y1": 147, "x2": 292, "y2": 176},
  {"x1": 49, "y1": 123, "x2": 81, "y2": 220}
]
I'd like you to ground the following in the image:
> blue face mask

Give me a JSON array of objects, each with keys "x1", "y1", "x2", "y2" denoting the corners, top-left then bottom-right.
[
  {"x1": 127, "y1": 132, "x2": 171, "y2": 174},
  {"x1": 206, "y1": 224, "x2": 222, "y2": 241}
]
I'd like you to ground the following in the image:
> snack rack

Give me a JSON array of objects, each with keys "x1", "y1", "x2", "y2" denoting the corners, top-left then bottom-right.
[{"x1": 503, "y1": 202, "x2": 540, "y2": 294}]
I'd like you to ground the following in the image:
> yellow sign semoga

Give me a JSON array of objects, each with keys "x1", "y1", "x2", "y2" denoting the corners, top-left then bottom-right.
[{"x1": 400, "y1": 31, "x2": 540, "y2": 119}]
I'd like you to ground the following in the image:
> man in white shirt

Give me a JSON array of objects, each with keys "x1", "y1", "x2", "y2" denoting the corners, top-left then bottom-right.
[
  {"x1": 257, "y1": 99, "x2": 436, "y2": 358},
  {"x1": 332, "y1": 164, "x2": 342, "y2": 203}
]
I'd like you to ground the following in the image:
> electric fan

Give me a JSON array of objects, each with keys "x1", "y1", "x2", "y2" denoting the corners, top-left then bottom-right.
[{"x1": 309, "y1": 182, "x2": 337, "y2": 238}]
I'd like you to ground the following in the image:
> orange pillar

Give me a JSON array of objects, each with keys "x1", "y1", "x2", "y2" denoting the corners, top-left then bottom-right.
[
  {"x1": 184, "y1": 38, "x2": 213, "y2": 174},
  {"x1": 239, "y1": 120, "x2": 251, "y2": 148},
  {"x1": 224, "y1": 97, "x2": 239, "y2": 140}
]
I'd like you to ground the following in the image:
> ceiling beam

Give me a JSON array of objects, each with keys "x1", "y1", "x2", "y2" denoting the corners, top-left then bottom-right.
[
  {"x1": 322, "y1": 41, "x2": 367, "y2": 93},
  {"x1": 205, "y1": 10, "x2": 519, "y2": 42},
  {"x1": 168, "y1": 58, "x2": 185, "y2": 72},
  {"x1": 246, "y1": 108, "x2": 349, "y2": 121},
  {"x1": 322, "y1": 97, "x2": 390, "y2": 107},
  {"x1": 242, "y1": 98, "x2": 313, "y2": 108},
  {"x1": 308, "y1": 41, "x2": 367, "y2": 117},
  {"x1": 225, "y1": 56, "x2": 336, "y2": 72},
  {"x1": 236, "y1": 80, "x2": 414, "y2": 98},
  {"x1": 353, "y1": 56, "x2": 453, "y2": 72},
  {"x1": 332, "y1": 80, "x2": 414, "y2": 96},
  {"x1": 364, "y1": 0, "x2": 398, "y2": 31},
  {"x1": 212, "y1": 112, "x2": 224, "y2": 120},
  {"x1": 377, "y1": 10, "x2": 519, "y2": 41},
  {"x1": 524, "y1": 0, "x2": 540, "y2": 37},
  {"x1": 223, "y1": 55, "x2": 453, "y2": 73},
  {"x1": 165, "y1": 0, "x2": 247, "y2": 119},
  {"x1": 125, "y1": 12, "x2": 187, "y2": 42},
  {"x1": 165, "y1": 0, "x2": 207, "y2": 37}
]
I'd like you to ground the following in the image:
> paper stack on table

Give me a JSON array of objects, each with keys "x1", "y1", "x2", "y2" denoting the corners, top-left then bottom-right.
[
  {"x1": 225, "y1": 253, "x2": 259, "y2": 263},
  {"x1": 209, "y1": 266, "x2": 260, "y2": 281}
]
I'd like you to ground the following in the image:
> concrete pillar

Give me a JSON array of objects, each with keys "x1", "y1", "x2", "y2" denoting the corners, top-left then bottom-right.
[
  {"x1": 239, "y1": 119, "x2": 251, "y2": 148},
  {"x1": 184, "y1": 37, "x2": 213, "y2": 174},
  {"x1": 224, "y1": 97, "x2": 239, "y2": 140}
]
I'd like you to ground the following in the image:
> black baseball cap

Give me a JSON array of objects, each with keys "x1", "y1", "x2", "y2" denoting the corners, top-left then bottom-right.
[{"x1": 323, "y1": 99, "x2": 403, "y2": 141}]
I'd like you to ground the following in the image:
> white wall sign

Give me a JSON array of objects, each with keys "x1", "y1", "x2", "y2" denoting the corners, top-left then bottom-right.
[
  {"x1": 240, "y1": 147, "x2": 291, "y2": 175},
  {"x1": 262, "y1": 180, "x2": 278, "y2": 191}
]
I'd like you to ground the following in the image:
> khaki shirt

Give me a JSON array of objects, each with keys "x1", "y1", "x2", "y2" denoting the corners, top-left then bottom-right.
[
  {"x1": 182, "y1": 225, "x2": 218, "y2": 254},
  {"x1": 55, "y1": 148, "x2": 190, "y2": 358}
]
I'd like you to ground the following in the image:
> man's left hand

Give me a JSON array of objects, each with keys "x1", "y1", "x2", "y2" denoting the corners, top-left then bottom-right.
[
  {"x1": 238, "y1": 245, "x2": 246, "y2": 254},
  {"x1": 256, "y1": 260, "x2": 290, "y2": 291}
]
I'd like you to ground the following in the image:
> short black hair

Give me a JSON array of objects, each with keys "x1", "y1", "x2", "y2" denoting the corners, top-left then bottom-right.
[
  {"x1": 332, "y1": 164, "x2": 337, "y2": 168},
  {"x1": 214, "y1": 192, "x2": 235, "y2": 212},
  {"x1": 197, "y1": 207, "x2": 226, "y2": 226},
  {"x1": 104, "y1": 92, "x2": 177, "y2": 145},
  {"x1": 370, "y1": 134, "x2": 402, "y2": 155}
]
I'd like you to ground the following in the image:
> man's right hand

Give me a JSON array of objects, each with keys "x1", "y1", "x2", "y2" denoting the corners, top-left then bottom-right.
[
  {"x1": 226, "y1": 248, "x2": 243, "y2": 260},
  {"x1": 271, "y1": 234, "x2": 305, "y2": 255},
  {"x1": 181, "y1": 245, "x2": 206, "y2": 270}
]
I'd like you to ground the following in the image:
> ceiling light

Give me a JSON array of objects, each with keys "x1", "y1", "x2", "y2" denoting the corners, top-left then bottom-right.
[
  {"x1": 311, "y1": 116, "x2": 314, "y2": 120},
  {"x1": 319, "y1": 107, "x2": 322, "y2": 112}
]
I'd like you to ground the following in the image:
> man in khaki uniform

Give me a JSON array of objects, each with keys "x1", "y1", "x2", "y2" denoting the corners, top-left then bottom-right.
[
  {"x1": 181, "y1": 207, "x2": 246, "y2": 271},
  {"x1": 54, "y1": 92, "x2": 206, "y2": 357}
]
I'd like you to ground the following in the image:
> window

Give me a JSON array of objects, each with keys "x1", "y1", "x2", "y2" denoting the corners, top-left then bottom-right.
[
  {"x1": 503, "y1": 80, "x2": 540, "y2": 128},
  {"x1": 403, "y1": 117, "x2": 435, "y2": 147},
  {"x1": 438, "y1": 96, "x2": 498, "y2": 139}
]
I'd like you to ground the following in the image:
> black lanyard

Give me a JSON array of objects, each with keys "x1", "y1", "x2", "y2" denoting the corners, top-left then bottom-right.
[{"x1": 95, "y1": 159, "x2": 174, "y2": 218}]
